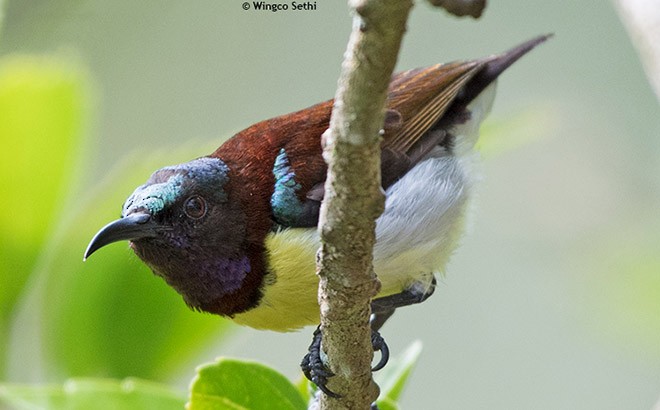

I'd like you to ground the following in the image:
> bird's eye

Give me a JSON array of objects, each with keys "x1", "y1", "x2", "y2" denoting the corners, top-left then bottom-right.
[{"x1": 183, "y1": 195, "x2": 207, "y2": 219}]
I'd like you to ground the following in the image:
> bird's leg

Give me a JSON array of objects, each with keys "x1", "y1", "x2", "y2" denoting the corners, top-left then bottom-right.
[
  {"x1": 366, "y1": 276, "x2": 436, "y2": 374},
  {"x1": 370, "y1": 276, "x2": 437, "y2": 331}
]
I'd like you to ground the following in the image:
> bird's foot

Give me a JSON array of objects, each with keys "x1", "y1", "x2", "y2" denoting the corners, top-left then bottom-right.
[
  {"x1": 301, "y1": 327, "x2": 338, "y2": 398},
  {"x1": 300, "y1": 326, "x2": 390, "y2": 398}
]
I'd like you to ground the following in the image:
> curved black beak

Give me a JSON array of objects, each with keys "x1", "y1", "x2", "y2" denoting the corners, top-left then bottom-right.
[{"x1": 83, "y1": 213, "x2": 157, "y2": 261}]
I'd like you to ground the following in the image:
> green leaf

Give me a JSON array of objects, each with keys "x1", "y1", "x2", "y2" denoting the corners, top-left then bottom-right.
[
  {"x1": 375, "y1": 397, "x2": 399, "y2": 410},
  {"x1": 293, "y1": 375, "x2": 314, "y2": 403},
  {"x1": 374, "y1": 340, "x2": 422, "y2": 402},
  {"x1": 0, "y1": 378, "x2": 185, "y2": 410},
  {"x1": 188, "y1": 358, "x2": 307, "y2": 410},
  {"x1": 0, "y1": 54, "x2": 89, "y2": 376}
]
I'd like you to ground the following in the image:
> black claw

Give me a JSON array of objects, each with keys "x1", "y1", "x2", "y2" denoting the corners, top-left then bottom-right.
[
  {"x1": 301, "y1": 327, "x2": 340, "y2": 398},
  {"x1": 370, "y1": 330, "x2": 390, "y2": 372},
  {"x1": 314, "y1": 377, "x2": 341, "y2": 399}
]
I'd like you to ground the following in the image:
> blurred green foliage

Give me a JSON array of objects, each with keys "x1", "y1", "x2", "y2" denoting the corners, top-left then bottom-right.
[
  {"x1": 0, "y1": 54, "x2": 88, "y2": 377},
  {"x1": 0, "y1": 53, "x2": 233, "y2": 384},
  {"x1": 0, "y1": 378, "x2": 185, "y2": 410},
  {"x1": 0, "y1": 343, "x2": 422, "y2": 409},
  {"x1": 476, "y1": 104, "x2": 556, "y2": 157},
  {"x1": 578, "y1": 231, "x2": 660, "y2": 359},
  {"x1": 373, "y1": 340, "x2": 422, "y2": 404}
]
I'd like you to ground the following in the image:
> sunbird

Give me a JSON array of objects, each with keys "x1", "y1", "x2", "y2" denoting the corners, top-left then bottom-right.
[{"x1": 85, "y1": 35, "x2": 549, "y2": 395}]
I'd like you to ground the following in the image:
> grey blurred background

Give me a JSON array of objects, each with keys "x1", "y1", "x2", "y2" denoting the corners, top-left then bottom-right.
[{"x1": 2, "y1": 1, "x2": 659, "y2": 408}]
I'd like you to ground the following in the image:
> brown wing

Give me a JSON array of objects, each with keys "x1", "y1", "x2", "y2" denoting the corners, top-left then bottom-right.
[
  {"x1": 380, "y1": 34, "x2": 551, "y2": 185},
  {"x1": 379, "y1": 59, "x2": 489, "y2": 186},
  {"x1": 383, "y1": 59, "x2": 485, "y2": 153}
]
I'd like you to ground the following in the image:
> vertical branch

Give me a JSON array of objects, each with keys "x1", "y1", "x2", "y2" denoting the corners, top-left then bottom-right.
[
  {"x1": 316, "y1": 0, "x2": 413, "y2": 408},
  {"x1": 316, "y1": 0, "x2": 486, "y2": 407}
]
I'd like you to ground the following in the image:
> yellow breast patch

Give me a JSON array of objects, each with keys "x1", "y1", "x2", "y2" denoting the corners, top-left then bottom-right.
[{"x1": 232, "y1": 228, "x2": 321, "y2": 332}]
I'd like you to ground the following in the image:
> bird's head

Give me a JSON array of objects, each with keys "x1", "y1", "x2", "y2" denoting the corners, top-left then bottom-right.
[{"x1": 85, "y1": 156, "x2": 251, "y2": 312}]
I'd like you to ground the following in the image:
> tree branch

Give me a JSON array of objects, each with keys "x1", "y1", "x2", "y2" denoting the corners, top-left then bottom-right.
[
  {"x1": 316, "y1": 0, "x2": 413, "y2": 408},
  {"x1": 316, "y1": 0, "x2": 489, "y2": 407}
]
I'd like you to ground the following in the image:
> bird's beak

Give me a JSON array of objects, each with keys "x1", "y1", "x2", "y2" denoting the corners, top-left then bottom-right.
[{"x1": 83, "y1": 213, "x2": 158, "y2": 261}]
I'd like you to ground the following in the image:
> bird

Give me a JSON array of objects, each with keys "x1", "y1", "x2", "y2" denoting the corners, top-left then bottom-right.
[{"x1": 85, "y1": 34, "x2": 549, "y2": 395}]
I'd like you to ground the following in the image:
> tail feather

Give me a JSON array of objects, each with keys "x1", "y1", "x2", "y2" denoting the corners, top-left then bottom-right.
[
  {"x1": 458, "y1": 34, "x2": 553, "y2": 105},
  {"x1": 439, "y1": 34, "x2": 552, "y2": 156}
]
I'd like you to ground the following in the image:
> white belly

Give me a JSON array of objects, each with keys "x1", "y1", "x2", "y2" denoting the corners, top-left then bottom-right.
[{"x1": 373, "y1": 152, "x2": 475, "y2": 296}]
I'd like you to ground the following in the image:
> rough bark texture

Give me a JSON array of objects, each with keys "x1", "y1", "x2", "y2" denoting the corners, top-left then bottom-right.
[{"x1": 316, "y1": 0, "x2": 413, "y2": 408}]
